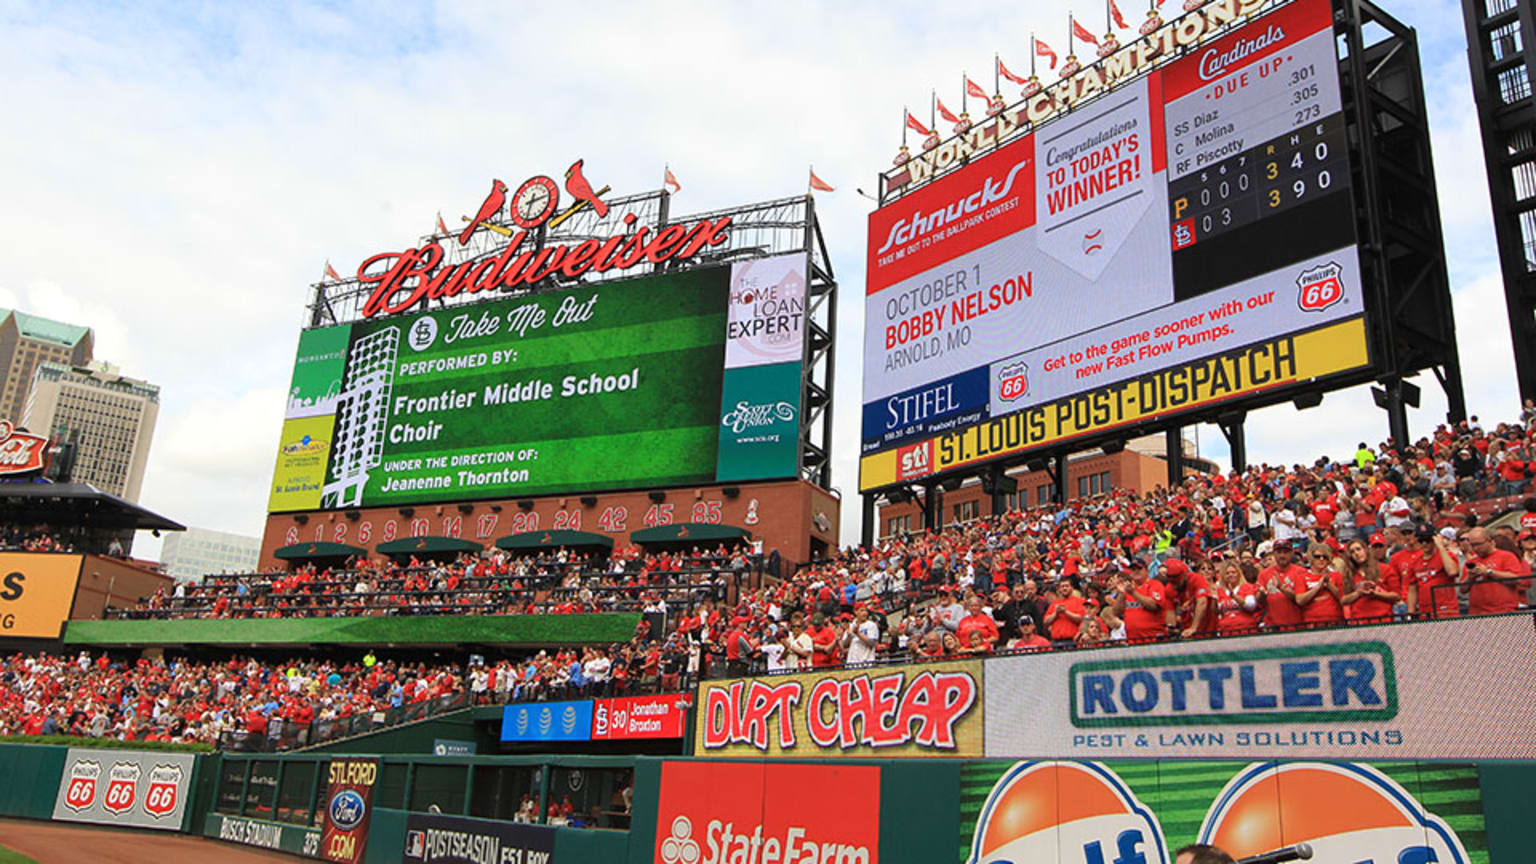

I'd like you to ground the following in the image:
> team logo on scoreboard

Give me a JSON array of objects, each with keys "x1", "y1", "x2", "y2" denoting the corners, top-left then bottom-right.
[
  {"x1": 996, "y1": 362, "x2": 1029, "y2": 402},
  {"x1": 407, "y1": 315, "x2": 439, "y2": 351},
  {"x1": 896, "y1": 440, "x2": 932, "y2": 481},
  {"x1": 1296, "y1": 261, "x2": 1345, "y2": 313}
]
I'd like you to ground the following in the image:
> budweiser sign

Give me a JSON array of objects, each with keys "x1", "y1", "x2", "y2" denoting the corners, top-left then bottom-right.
[
  {"x1": 0, "y1": 421, "x2": 47, "y2": 476},
  {"x1": 352, "y1": 159, "x2": 733, "y2": 319}
]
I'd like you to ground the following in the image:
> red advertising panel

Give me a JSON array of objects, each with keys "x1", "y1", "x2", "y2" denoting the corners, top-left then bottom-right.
[
  {"x1": 321, "y1": 757, "x2": 378, "y2": 864},
  {"x1": 0, "y1": 421, "x2": 48, "y2": 476},
  {"x1": 593, "y1": 693, "x2": 689, "y2": 740},
  {"x1": 655, "y1": 762, "x2": 880, "y2": 864}
]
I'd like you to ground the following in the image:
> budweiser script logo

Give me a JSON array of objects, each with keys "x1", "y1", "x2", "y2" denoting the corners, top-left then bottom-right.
[
  {"x1": 0, "y1": 421, "x2": 47, "y2": 475},
  {"x1": 721, "y1": 401, "x2": 796, "y2": 434}
]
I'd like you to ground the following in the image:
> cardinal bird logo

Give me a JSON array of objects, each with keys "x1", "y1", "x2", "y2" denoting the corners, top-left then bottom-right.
[
  {"x1": 458, "y1": 179, "x2": 508, "y2": 246},
  {"x1": 565, "y1": 160, "x2": 609, "y2": 219}
]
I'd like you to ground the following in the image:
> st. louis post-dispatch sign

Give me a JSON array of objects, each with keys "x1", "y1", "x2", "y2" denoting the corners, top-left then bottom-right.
[
  {"x1": 696, "y1": 659, "x2": 983, "y2": 758},
  {"x1": 53, "y1": 748, "x2": 196, "y2": 831},
  {"x1": 982, "y1": 614, "x2": 1536, "y2": 760}
]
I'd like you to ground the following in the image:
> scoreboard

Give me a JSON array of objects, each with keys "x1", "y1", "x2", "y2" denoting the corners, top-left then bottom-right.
[{"x1": 860, "y1": 0, "x2": 1373, "y2": 491}]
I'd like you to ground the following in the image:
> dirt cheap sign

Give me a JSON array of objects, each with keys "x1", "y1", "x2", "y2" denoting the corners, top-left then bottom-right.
[
  {"x1": 656, "y1": 762, "x2": 880, "y2": 864},
  {"x1": 0, "y1": 552, "x2": 82, "y2": 639},
  {"x1": 696, "y1": 659, "x2": 983, "y2": 757},
  {"x1": 959, "y1": 759, "x2": 1485, "y2": 864},
  {"x1": 52, "y1": 749, "x2": 195, "y2": 830}
]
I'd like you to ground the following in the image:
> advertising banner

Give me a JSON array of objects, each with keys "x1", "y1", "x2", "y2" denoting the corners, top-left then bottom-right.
[
  {"x1": 1, "y1": 552, "x2": 82, "y2": 640},
  {"x1": 52, "y1": 748, "x2": 195, "y2": 831},
  {"x1": 321, "y1": 756, "x2": 379, "y2": 864},
  {"x1": 401, "y1": 812, "x2": 555, "y2": 864},
  {"x1": 983, "y1": 614, "x2": 1536, "y2": 760},
  {"x1": 656, "y1": 761, "x2": 880, "y2": 864},
  {"x1": 716, "y1": 361, "x2": 802, "y2": 483},
  {"x1": 959, "y1": 759, "x2": 1486, "y2": 864},
  {"x1": 212, "y1": 813, "x2": 323, "y2": 859},
  {"x1": 861, "y1": 316, "x2": 1369, "y2": 489},
  {"x1": 501, "y1": 700, "x2": 594, "y2": 743},
  {"x1": 725, "y1": 252, "x2": 806, "y2": 369},
  {"x1": 860, "y1": 0, "x2": 1368, "y2": 489},
  {"x1": 696, "y1": 659, "x2": 983, "y2": 758},
  {"x1": 592, "y1": 693, "x2": 689, "y2": 740}
]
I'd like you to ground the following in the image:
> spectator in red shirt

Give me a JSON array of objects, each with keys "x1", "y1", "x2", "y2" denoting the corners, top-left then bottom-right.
[
  {"x1": 1257, "y1": 540, "x2": 1309, "y2": 629},
  {"x1": 1403, "y1": 526, "x2": 1462, "y2": 618},
  {"x1": 806, "y1": 614, "x2": 839, "y2": 668},
  {"x1": 1117, "y1": 560, "x2": 1167, "y2": 641},
  {"x1": 1296, "y1": 543, "x2": 1345, "y2": 625},
  {"x1": 1162, "y1": 559, "x2": 1214, "y2": 638},
  {"x1": 1007, "y1": 617, "x2": 1051, "y2": 651},
  {"x1": 1213, "y1": 560, "x2": 1261, "y2": 633},
  {"x1": 1462, "y1": 527, "x2": 1530, "y2": 615},
  {"x1": 1341, "y1": 538, "x2": 1401, "y2": 622},
  {"x1": 1042, "y1": 581, "x2": 1086, "y2": 643},
  {"x1": 955, "y1": 595, "x2": 1000, "y2": 653}
]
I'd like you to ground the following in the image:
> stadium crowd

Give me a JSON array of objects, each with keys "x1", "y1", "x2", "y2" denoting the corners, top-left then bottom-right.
[{"x1": 3, "y1": 410, "x2": 1535, "y2": 748}]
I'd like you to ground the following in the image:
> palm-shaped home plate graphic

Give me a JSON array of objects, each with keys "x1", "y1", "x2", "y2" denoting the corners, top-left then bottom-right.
[{"x1": 1036, "y1": 82, "x2": 1157, "y2": 281}]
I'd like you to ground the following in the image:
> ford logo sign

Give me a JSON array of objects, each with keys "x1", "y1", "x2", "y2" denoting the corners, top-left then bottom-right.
[{"x1": 329, "y1": 789, "x2": 367, "y2": 831}]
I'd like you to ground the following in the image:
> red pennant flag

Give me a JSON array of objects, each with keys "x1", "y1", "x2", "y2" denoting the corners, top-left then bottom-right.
[
  {"x1": 905, "y1": 110, "x2": 932, "y2": 137},
  {"x1": 436, "y1": 212, "x2": 448, "y2": 235},
  {"x1": 664, "y1": 167, "x2": 681, "y2": 193},
  {"x1": 1035, "y1": 39, "x2": 1059, "y2": 69},
  {"x1": 998, "y1": 57, "x2": 1029, "y2": 85},
  {"x1": 965, "y1": 76, "x2": 988, "y2": 100},
  {"x1": 1073, "y1": 18, "x2": 1100, "y2": 46},
  {"x1": 936, "y1": 98, "x2": 960, "y2": 124},
  {"x1": 1109, "y1": 0, "x2": 1129, "y2": 30},
  {"x1": 323, "y1": 261, "x2": 341, "y2": 281},
  {"x1": 808, "y1": 170, "x2": 835, "y2": 192}
]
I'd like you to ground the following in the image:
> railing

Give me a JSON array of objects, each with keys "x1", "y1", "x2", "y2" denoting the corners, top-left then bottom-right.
[{"x1": 219, "y1": 692, "x2": 471, "y2": 753}]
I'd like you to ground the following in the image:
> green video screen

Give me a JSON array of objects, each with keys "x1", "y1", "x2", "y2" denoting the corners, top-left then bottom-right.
[{"x1": 268, "y1": 254, "x2": 808, "y2": 511}]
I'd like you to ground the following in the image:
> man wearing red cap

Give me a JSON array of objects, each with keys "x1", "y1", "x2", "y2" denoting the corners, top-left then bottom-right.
[
  {"x1": 1257, "y1": 540, "x2": 1308, "y2": 629},
  {"x1": 1161, "y1": 559, "x2": 1213, "y2": 637},
  {"x1": 1117, "y1": 559, "x2": 1168, "y2": 641}
]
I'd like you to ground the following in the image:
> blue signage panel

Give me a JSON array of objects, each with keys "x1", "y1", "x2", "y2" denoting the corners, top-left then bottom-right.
[{"x1": 500, "y1": 701, "x2": 593, "y2": 742}]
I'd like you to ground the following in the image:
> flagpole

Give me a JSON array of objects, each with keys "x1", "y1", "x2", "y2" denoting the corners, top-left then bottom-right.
[
  {"x1": 961, "y1": 72, "x2": 967, "y2": 114},
  {"x1": 1031, "y1": 34, "x2": 1036, "y2": 78},
  {"x1": 807, "y1": 164, "x2": 812, "y2": 194},
  {"x1": 663, "y1": 162, "x2": 669, "y2": 192},
  {"x1": 994, "y1": 52, "x2": 1000, "y2": 96},
  {"x1": 1069, "y1": 13, "x2": 1075, "y2": 56},
  {"x1": 902, "y1": 107, "x2": 908, "y2": 147},
  {"x1": 1106, "y1": 0, "x2": 1111, "y2": 34},
  {"x1": 930, "y1": 90, "x2": 936, "y2": 132}
]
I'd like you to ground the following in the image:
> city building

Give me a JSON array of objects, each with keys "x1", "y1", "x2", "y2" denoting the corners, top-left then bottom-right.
[
  {"x1": 1463, "y1": 0, "x2": 1536, "y2": 399},
  {"x1": 159, "y1": 526, "x2": 261, "y2": 582},
  {"x1": 0, "y1": 309, "x2": 93, "y2": 425},
  {"x1": 21, "y1": 361, "x2": 159, "y2": 502}
]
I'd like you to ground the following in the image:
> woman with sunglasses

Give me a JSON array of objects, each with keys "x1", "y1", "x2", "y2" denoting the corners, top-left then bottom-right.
[{"x1": 1295, "y1": 542, "x2": 1345, "y2": 626}]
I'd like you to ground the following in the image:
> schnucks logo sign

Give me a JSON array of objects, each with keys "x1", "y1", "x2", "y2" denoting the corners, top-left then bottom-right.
[{"x1": 1069, "y1": 643, "x2": 1398, "y2": 727}]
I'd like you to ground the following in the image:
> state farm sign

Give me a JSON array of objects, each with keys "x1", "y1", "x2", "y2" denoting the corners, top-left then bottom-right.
[
  {"x1": 593, "y1": 694, "x2": 688, "y2": 740},
  {"x1": 656, "y1": 762, "x2": 879, "y2": 864},
  {"x1": 0, "y1": 421, "x2": 47, "y2": 476}
]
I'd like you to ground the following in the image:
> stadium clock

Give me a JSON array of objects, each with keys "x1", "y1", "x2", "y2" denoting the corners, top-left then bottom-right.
[{"x1": 511, "y1": 175, "x2": 559, "y2": 228}]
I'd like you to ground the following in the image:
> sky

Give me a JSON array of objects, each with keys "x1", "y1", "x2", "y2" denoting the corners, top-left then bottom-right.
[{"x1": 0, "y1": 0, "x2": 1520, "y2": 558}]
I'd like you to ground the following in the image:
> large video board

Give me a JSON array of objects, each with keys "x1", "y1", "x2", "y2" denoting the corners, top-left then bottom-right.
[
  {"x1": 269, "y1": 253, "x2": 807, "y2": 511},
  {"x1": 861, "y1": 0, "x2": 1371, "y2": 491}
]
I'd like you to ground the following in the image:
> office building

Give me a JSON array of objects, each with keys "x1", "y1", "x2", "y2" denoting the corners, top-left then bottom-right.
[
  {"x1": 0, "y1": 310, "x2": 93, "y2": 425},
  {"x1": 21, "y1": 361, "x2": 159, "y2": 501},
  {"x1": 159, "y1": 526, "x2": 261, "y2": 582}
]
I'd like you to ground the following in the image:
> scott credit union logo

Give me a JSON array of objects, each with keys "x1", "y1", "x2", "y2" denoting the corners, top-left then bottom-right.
[
  {"x1": 1069, "y1": 642, "x2": 1398, "y2": 727},
  {"x1": 721, "y1": 401, "x2": 796, "y2": 434}
]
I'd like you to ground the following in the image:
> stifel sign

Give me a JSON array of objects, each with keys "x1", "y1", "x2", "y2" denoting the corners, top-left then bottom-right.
[
  {"x1": 0, "y1": 421, "x2": 48, "y2": 476},
  {"x1": 352, "y1": 159, "x2": 733, "y2": 319}
]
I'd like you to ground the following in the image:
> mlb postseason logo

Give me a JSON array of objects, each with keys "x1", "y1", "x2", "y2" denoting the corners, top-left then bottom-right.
[{"x1": 1070, "y1": 643, "x2": 1398, "y2": 727}]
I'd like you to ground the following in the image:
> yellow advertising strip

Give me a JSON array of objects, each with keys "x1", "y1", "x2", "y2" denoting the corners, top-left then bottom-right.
[
  {"x1": 695, "y1": 659, "x2": 984, "y2": 758},
  {"x1": 0, "y1": 553, "x2": 83, "y2": 639},
  {"x1": 269, "y1": 416, "x2": 335, "y2": 512},
  {"x1": 860, "y1": 317, "x2": 1369, "y2": 490}
]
